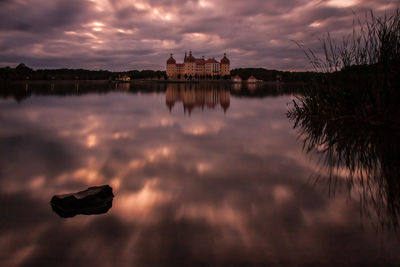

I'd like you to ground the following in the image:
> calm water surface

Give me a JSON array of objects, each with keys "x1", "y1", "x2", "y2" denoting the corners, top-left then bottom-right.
[{"x1": 0, "y1": 81, "x2": 399, "y2": 266}]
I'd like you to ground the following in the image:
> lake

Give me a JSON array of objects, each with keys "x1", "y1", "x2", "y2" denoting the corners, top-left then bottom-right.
[{"x1": 0, "y1": 81, "x2": 399, "y2": 266}]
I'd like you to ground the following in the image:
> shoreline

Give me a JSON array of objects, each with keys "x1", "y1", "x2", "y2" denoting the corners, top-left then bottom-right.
[{"x1": 0, "y1": 79, "x2": 287, "y2": 85}]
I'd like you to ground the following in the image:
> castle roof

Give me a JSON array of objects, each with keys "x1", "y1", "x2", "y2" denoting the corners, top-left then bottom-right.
[
  {"x1": 221, "y1": 53, "x2": 230, "y2": 64},
  {"x1": 185, "y1": 55, "x2": 196, "y2": 63},
  {"x1": 167, "y1": 52, "x2": 230, "y2": 68},
  {"x1": 205, "y1": 58, "x2": 219, "y2": 64},
  {"x1": 167, "y1": 54, "x2": 176, "y2": 64},
  {"x1": 184, "y1": 51, "x2": 196, "y2": 63},
  {"x1": 195, "y1": 58, "x2": 205, "y2": 65}
]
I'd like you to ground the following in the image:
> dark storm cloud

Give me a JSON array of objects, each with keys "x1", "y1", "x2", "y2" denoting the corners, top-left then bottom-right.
[
  {"x1": 0, "y1": 0, "x2": 398, "y2": 70},
  {"x1": 0, "y1": 0, "x2": 89, "y2": 32}
]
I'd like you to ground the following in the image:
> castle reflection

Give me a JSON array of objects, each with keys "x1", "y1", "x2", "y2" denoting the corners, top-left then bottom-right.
[{"x1": 165, "y1": 83, "x2": 230, "y2": 114}]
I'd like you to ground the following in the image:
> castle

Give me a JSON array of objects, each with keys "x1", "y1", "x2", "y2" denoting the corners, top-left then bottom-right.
[{"x1": 166, "y1": 51, "x2": 230, "y2": 79}]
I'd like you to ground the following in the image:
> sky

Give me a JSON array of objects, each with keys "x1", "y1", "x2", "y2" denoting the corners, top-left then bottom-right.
[{"x1": 0, "y1": 0, "x2": 398, "y2": 71}]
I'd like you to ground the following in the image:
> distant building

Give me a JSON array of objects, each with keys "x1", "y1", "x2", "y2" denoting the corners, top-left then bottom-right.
[
  {"x1": 117, "y1": 75, "x2": 131, "y2": 82},
  {"x1": 247, "y1": 75, "x2": 259, "y2": 83},
  {"x1": 232, "y1": 75, "x2": 242, "y2": 83},
  {"x1": 166, "y1": 51, "x2": 230, "y2": 79}
]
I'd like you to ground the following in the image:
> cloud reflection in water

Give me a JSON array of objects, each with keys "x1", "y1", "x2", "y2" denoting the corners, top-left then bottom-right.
[{"x1": 0, "y1": 83, "x2": 399, "y2": 266}]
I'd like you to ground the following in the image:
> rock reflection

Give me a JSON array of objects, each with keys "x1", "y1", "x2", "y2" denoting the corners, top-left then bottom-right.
[
  {"x1": 289, "y1": 110, "x2": 400, "y2": 229},
  {"x1": 165, "y1": 83, "x2": 230, "y2": 114}
]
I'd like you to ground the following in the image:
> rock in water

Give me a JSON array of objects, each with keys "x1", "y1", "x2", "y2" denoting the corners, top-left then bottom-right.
[{"x1": 50, "y1": 185, "x2": 114, "y2": 218}]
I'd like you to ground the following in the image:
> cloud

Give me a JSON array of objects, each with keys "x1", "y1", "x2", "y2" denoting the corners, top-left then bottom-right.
[{"x1": 0, "y1": 0, "x2": 398, "y2": 70}]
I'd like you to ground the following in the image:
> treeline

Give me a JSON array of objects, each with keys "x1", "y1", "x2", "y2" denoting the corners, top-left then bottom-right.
[
  {"x1": 1, "y1": 63, "x2": 324, "y2": 83},
  {"x1": 0, "y1": 63, "x2": 166, "y2": 80},
  {"x1": 230, "y1": 68, "x2": 322, "y2": 82}
]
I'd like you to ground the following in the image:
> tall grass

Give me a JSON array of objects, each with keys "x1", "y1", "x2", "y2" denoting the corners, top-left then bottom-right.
[
  {"x1": 291, "y1": 9, "x2": 400, "y2": 127},
  {"x1": 297, "y1": 9, "x2": 400, "y2": 72},
  {"x1": 289, "y1": 9, "x2": 400, "y2": 230}
]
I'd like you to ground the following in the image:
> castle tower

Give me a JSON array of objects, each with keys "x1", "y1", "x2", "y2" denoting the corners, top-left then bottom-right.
[
  {"x1": 184, "y1": 50, "x2": 196, "y2": 78},
  {"x1": 220, "y1": 53, "x2": 230, "y2": 76},
  {"x1": 166, "y1": 54, "x2": 176, "y2": 78}
]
